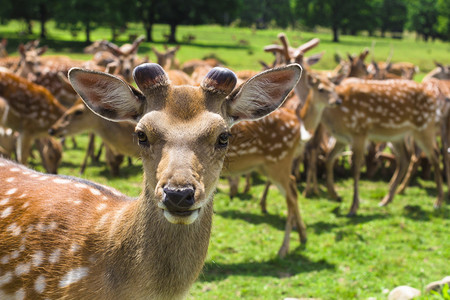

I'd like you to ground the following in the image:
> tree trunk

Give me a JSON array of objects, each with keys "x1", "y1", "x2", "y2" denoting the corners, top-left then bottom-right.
[
  {"x1": 145, "y1": 23, "x2": 153, "y2": 42},
  {"x1": 26, "y1": 18, "x2": 33, "y2": 35},
  {"x1": 332, "y1": 25, "x2": 339, "y2": 42},
  {"x1": 39, "y1": 4, "x2": 47, "y2": 39},
  {"x1": 168, "y1": 23, "x2": 177, "y2": 43},
  {"x1": 85, "y1": 21, "x2": 91, "y2": 43}
]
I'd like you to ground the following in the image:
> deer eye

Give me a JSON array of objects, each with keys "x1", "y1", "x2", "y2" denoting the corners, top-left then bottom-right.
[
  {"x1": 216, "y1": 132, "x2": 231, "y2": 149},
  {"x1": 74, "y1": 110, "x2": 83, "y2": 116},
  {"x1": 136, "y1": 130, "x2": 149, "y2": 146}
]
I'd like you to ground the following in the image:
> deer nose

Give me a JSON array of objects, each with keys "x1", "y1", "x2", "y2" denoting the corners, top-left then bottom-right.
[
  {"x1": 48, "y1": 128, "x2": 55, "y2": 136},
  {"x1": 163, "y1": 187, "x2": 195, "y2": 211},
  {"x1": 335, "y1": 97, "x2": 342, "y2": 106}
]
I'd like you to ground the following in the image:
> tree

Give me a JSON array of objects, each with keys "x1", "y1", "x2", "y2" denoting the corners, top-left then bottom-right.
[
  {"x1": 135, "y1": 0, "x2": 157, "y2": 42},
  {"x1": 295, "y1": 0, "x2": 355, "y2": 42},
  {"x1": 436, "y1": 0, "x2": 450, "y2": 40},
  {"x1": 379, "y1": 0, "x2": 407, "y2": 38},
  {"x1": 158, "y1": 0, "x2": 239, "y2": 43},
  {"x1": 406, "y1": 0, "x2": 439, "y2": 41},
  {"x1": 53, "y1": 0, "x2": 106, "y2": 43}
]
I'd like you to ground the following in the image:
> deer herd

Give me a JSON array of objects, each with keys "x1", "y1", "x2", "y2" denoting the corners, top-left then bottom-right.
[{"x1": 0, "y1": 34, "x2": 449, "y2": 298}]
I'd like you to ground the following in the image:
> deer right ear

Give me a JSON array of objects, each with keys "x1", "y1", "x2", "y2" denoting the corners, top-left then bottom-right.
[{"x1": 68, "y1": 68, "x2": 146, "y2": 122}]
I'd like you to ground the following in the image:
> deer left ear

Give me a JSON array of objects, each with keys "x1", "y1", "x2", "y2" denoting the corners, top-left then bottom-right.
[
  {"x1": 68, "y1": 68, "x2": 146, "y2": 122},
  {"x1": 225, "y1": 64, "x2": 302, "y2": 125}
]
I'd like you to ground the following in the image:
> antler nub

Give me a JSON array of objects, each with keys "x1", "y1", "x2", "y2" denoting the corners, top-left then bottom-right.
[
  {"x1": 201, "y1": 67, "x2": 237, "y2": 95},
  {"x1": 133, "y1": 63, "x2": 169, "y2": 92}
]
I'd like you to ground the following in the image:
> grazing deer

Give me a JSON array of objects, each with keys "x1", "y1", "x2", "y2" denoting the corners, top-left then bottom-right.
[
  {"x1": 0, "y1": 71, "x2": 66, "y2": 166},
  {"x1": 0, "y1": 63, "x2": 301, "y2": 299},
  {"x1": 49, "y1": 99, "x2": 138, "y2": 176},
  {"x1": 320, "y1": 79, "x2": 444, "y2": 215}
]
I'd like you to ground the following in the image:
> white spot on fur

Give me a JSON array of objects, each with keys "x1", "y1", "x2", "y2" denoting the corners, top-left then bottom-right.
[
  {"x1": 96, "y1": 203, "x2": 107, "y2": 211},
  {"x1": 53, "y1": 178, "x2": 70, "y2": 184},
  {"x1": 49, "y1": 249, "x2": 61, "y2": 264},
  {"x1": 15, "y1": 288, "x2": 25, "y2": 300},
  {"x1": 5, "y1": 188, "x2": 17, "y2": 195},
  {"x1": 58, "y1": 267, "x2": 89, "y2": 288},
  {"x1": 89, "y1": 188, "x2": 101, "y2": 196},
  {"x1": 7, "y1": 223, "x2": 21, "y2": 236},
  {"x1": 9, "y1": 168, "x2": 20, "y2": 172},
  {"x1": 1, "y1": 207, "x2": 13, "y2": 218},
  {"x1": 34, "y1": 275, "x2": 46, "y2": 294},
  {"x1": 0, "y1": 198, "x2": 9, "y2": 206},
  {"x1": 0, "y1": 271, "x2": 12, "y2": 286},
  {"x1": 32, "y1": 251, "x2": 44, "y2": 267},
  {"x1": 15, "y1": 262, "x2": 31, "y2": 276},
  {"x1": 6, "y1": 177, "x2": 15, "y2": 183},
  {"x1": 1, "y1": 254, "x2": 10, "y2": 264}
]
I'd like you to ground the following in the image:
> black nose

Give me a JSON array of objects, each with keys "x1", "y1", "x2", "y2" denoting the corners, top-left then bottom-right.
[
  {"x1": 335, "y1": 98, "x2": 342, "y2": 105},
  {"x1": 48, "y1": 128, "x2": 55, "y2": 135},
  {"x1": 163, "y1": 187, "x2": 195, "y2": 211}
]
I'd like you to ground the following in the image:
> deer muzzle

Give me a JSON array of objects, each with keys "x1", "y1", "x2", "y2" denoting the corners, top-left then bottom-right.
[{"x1": 158, "y1": 186, "x2": 200, "y2": 225}]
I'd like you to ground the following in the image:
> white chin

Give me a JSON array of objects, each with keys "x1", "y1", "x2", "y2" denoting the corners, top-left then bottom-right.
[{"x1": 163, "y1": 209, "x2": 200, "y2": 225}]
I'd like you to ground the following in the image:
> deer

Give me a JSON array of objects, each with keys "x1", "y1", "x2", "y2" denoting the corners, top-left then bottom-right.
[
  {"x1": 320, "y1": 79, "x2": 444, "y2": 216},
  {"x1": 396, "y1": 78, "x2": 450, "y2": 195},
  {"x1": 0, "y1": 62, "x2": 301, "y2": 299},
  {"x1": 103, "y1": 36, "x2": 146, "y2": 83},
  {"x1": 423, "y1": 61, "x2": 450, "y2": 81},
  {"x1": 152, "y1": 45, "x2": 180, "y2": 70},
  {"x1": 0, "y1": 71, "x2": 66, "y2": 167},
  {"x1": 49, "y1": 99, "x2": 138, "y2": 176}
]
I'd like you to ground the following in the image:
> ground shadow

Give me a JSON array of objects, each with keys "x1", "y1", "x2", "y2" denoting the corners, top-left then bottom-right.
[
  {"x1": 216, "y1": 210, "x2": 286, "y2": 231},
  {"x1": 199, "y1": 252, "x2": 335, "y2": 282}
]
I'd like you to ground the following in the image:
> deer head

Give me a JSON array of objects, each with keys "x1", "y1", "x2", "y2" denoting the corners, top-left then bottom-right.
[{"x1": 69, "y1": 63, "x2": 302, "y2": 225}]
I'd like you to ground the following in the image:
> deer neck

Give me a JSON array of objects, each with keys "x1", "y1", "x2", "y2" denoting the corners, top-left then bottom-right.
[
  {"x1": 299, "y1": 91, "x2": 324, "y2": 132},
  {"x1": 101, "y1": 182, "x2": 213, "y2": 299},
  {"x1": 293, "y1": 72, "x2": 310, "y2": 106}
]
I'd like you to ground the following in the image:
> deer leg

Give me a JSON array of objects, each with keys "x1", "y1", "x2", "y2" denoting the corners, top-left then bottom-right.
[
  {"x1": 325, "y1": 141, "x2": 347, "y2": 202},
  {"x1": 80, "y1": 133, "x2": 96, "y2": 174},
  {"x1": 397, "y1": 147, "x2": 420, "y2": 194},
  {"x1": 379, "y1": 140, "x2": 409, "y2": 207},
  {"x1": 16, "y1": 132, "x2": 32, "y2": 165},
  {"x1": 304, "y1": 146, "x2": 319, "y2": 197},
  {"x1": 242, "y1": 173, "x2": 252, "y2": 194},
  {"x1": 277, "y1": 175, "x2": 307, "y2": 257},
  {"x1": 228, "y1": 176, "x2": 240, "y2": 199},
  {"x1": 259, "y1": 181, "x2": 271, "y2": 214},
  {"x1": 414, "y1": 132, "x2": 444, "y2": 208},
  {"x1": 443, "y1": 117, "x2": 450, "y2": 198},
  {"x1": 105, "y1": 145, "x2": 123, "y2": 177},
  {"x1": 348, "y1": 137, "x2": 366, "y2": 216}
]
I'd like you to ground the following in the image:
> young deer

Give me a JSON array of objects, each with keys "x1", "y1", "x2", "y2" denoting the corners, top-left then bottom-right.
[
  {"x1": 321, "y1": 79, "x2": 444, "y2": 215},
  {"x1": 0, "y1": 63, "x2": 301, "y2": 299}
]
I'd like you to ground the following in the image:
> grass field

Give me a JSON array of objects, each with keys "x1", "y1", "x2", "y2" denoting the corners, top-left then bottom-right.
[{"x1": 2, "y1": 21, "x2": 450, "y2": 299}]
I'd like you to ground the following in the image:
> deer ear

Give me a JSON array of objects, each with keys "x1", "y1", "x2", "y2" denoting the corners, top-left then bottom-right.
[
  {"x1": 68, "y1": 68, "x2": 146, "y2": 122},
  {"x1": 225, "y1": 64, "x2": 302, "y2": 125}
]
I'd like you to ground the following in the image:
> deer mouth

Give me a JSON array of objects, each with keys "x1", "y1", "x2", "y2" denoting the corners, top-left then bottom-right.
[
  {"x1": 157, "y1": 201, "x2": 201, "y2": 225},
  {"x1": 162, "y1": 208, "x2": 200, "y2": 225}
]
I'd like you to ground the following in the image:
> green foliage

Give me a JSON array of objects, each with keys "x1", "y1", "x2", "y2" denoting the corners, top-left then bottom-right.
[{"x1": 406, "y1": 0, "x2": 440, "y2": 41}]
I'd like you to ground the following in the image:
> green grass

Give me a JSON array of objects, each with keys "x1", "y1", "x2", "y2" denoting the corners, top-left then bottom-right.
[
  {"x1": 28, "y1": 133, "x2": 450, "y2": 300},
  {"x1": 1, "y1": 20, "x2": 449, "y2": 79}
]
